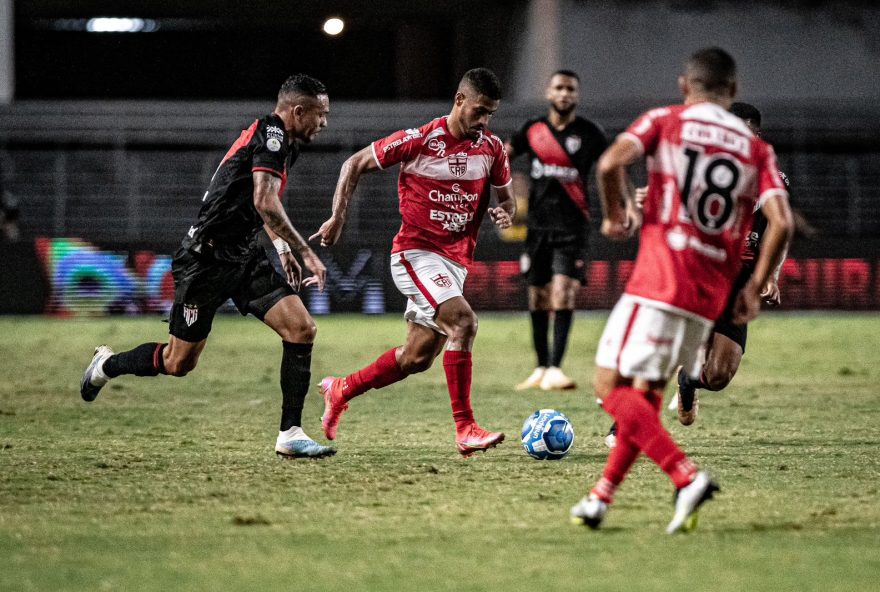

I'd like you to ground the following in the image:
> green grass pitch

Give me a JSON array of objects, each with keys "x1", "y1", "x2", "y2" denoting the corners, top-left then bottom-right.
[{"x1": 1, "y1": 312, "x2": 878, "y2": 591}]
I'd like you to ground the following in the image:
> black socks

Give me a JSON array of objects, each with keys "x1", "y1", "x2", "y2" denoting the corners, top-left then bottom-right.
[
  {"x1": 103, "y1": 343, "x2": 166, "y2": 377},
  {"x1": 551, "y1": 309, "x2": 574, "y2": 368},
  {"x1": 530, "y1": 310, "x2": 550, "y2": 367},
  {"x1": 280, "y1": 341, "x2": 313, "y2": 431}
]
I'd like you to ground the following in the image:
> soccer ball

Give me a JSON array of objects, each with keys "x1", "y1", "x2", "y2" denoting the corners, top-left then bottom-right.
[{"x1": 521, "y1": 409, "x2": 574, "y2": 460}]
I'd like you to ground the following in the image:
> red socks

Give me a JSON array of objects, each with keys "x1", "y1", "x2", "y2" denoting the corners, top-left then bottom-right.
[
  {"x1": 342, "y1": 347, "x2": 406, "y2": 401},
  {"x1": 443, "y1": 350, "x2": 474, "y2": 432},
  {"x1": 600, "y1": 385, "x2": 697, "y2": 492}
]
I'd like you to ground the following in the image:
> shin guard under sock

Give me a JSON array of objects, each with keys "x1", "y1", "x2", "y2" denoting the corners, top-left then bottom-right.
[
  {"x1": 550, "y1": 309, "x2": 573, "y2": 368},
  {"x1": 343, "y1": 347, "x2": 406, "y2": 400},
  {"x1": 103, "y1": 343, "x2": 167, "y2": 377},
  {"x1": 280, "y1": 341, "x2": 312, "y2": 431},
  {"x1": 443, "y1": 350, "x2": 474, "y2": 432},
  {"x1": 530, "y1": 311, "x2": 550, "y2": 368}
]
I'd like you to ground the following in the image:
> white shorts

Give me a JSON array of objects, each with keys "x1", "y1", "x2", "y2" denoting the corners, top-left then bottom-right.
[
  {"x1": 595, "y1": 294, "x2": 713, "y2": 381},
  {"x1": 390, "y1": 249, "x2": 468, "y2": 334}
]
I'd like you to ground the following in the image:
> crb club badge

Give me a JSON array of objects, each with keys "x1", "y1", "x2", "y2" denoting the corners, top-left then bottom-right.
[
  {"x1": 430, "y1": 273, "x2": 452, "y2": 288},
  {"x1": 447, "y1": 153, "x2": 468, "y2": 177},
  {"x1": 565, "y1": 135, "x2": 582, "y2": 154},
  {"x1": 183, "y1": 304, "x2": 199, "y2": 327}
]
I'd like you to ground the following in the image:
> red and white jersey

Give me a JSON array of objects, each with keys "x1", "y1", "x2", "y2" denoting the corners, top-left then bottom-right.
[
  {"x1": 371, "y1": 116, "x2": 512, "y2": 267},
  {"x1": 619, "y1": 102, "x2": 788, "y2": 321}
]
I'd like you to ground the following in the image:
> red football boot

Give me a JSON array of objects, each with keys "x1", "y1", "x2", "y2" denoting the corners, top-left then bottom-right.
[
  {"x1": 319, "y1": 377, "x2": 349, "y2": 441},
  {"x1": 456, "y1": 424, "x2": 505, "y2": 457}
]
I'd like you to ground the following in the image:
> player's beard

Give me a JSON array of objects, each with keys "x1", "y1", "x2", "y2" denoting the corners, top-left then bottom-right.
[{"x1": 551, "y1": 103, "x2": 576, "y2": 118}]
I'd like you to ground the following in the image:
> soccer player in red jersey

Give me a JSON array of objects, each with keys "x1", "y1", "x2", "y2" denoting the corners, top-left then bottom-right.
[
  {"x1": 569, "y1": 48, "x2": 793, "y2": 532},
  {"x1": 670, "y1": 102, "x2": 791, "y2": 425},
  {"x1": 80, "y1": 75, "x2": 335, "y2": 459},
  {"x1": 312, "y1": 68, "x2": 516, "y2": 457}
]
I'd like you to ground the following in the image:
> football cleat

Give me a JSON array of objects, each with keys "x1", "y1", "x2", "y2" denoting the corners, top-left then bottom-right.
[
  {"x1": 319, "y1": 377, "x2": 349, "y2": 441},
  {"x1": 539, "y1": 366, "x2": 577, "y2": 391},
  {"x1": 676, "y1": 366, "x2": 699, "y2": 426},
  {"x1": 514, "y1": 367, "x2": 546, "y2": 391},
  {"x1": 80, "y1": 345, "x2": 114, "y2": 402},
  {"x1": 666, "y1": 471, "x2": 720, "y2": 534},
  {"x1": 456, "y1": 424, "x2": 505, "y2": 457},
  {"x1": 275, "y1": 437, "x2": 336, "y2": 460},
  {"x1": 570, "y1": 494, "x2": 608, "y2": 529},
  {"x1": 604, "y1": 423, "x2": 618, "y2": 449}
]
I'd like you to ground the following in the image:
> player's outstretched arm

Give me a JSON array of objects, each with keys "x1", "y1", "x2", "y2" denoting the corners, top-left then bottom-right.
[
  {"x1": 596, "y1": 138, "x2": 640, "y2": 240},
  {"x1": 734, "y1": 194, "x2": 793, "y2": 323},
  {"x1": 311, "y1": 146, "x2": 380, "y2": 247}
]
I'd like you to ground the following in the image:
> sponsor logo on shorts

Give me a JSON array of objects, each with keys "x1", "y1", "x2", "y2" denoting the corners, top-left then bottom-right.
[
  {"x1": 565, "y1": 135, "x2": 581, "y2": 154},
  {"x1": 448, "y1": 152, "x2": 468, "y2": 177},
  {"x1": 430, "y1": 273, "x2": 452, "y2": 288},
  {"x1": 183, "y1": 304, "x2": 199, "y2": 327}
]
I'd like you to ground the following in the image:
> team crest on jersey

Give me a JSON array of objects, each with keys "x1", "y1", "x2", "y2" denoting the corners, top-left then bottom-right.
[
  {"x1": 183, "y1": 304, "x2": 199, "y2": 327},
  {"x1": 448, "y1": 153, "x2": 468, "y2": 177},
  {"x1": 565, "y1": 135, "x2": 581, "y2": 154},
  {"x1": 430, "y1": 273, "x2": 452, "y2": 288}
]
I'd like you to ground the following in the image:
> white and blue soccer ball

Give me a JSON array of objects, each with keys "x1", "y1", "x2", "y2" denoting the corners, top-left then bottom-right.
[{"x1": 521, "y1": 409, "x2": 574, "y2": 460}]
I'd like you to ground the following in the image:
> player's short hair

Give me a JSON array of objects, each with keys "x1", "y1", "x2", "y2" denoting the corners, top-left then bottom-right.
[
  {"x1": 459, "y1": 68, "x2": 502, "y2": 100},
  {"x1": 686, "y1": 47, "x2": 736, "y2": 94},
  {"x1": 551, "y1": 69, "x2": 580, "y2": 82},
  {"x1": 278, "y1": 74, "x2": 327, "y2": 101},
  {"x1": 730, "y1": 102, "x2": 762, "y2": 128}
]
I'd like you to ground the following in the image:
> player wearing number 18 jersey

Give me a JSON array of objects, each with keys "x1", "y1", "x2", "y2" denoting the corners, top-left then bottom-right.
[
  {"x1": 313, "y1": 68, "x2": 516, "y2": 457},
  {"x1": 569, "y1": 48, "x2": 793, "y2": 533}
]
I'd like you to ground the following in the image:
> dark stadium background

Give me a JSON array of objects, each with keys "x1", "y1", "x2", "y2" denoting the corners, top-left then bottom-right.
[{"x1": 2, "y1": 0, "x2": 879, "y2": 314}]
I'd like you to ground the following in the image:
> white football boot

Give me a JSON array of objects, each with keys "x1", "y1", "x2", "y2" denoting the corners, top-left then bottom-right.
[
  {"x1": 80, "y1": 345, "x2": 114, "y2": 402},
  {"x1": 514, "y1": 367, "x2": 546, "y2": 391},
  {"x1": 666, "y1": 471, "x2": 720, "y2": 534},
  {"x1": 539, "y1": 366, "x2": 577, "y2": 390},
  {"x1": 570, "y1": 494, "x2": 608, "y2": 529}
]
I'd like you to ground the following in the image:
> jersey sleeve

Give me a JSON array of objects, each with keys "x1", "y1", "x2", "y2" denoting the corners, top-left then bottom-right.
[
  {"x1": 371, "y1": 127, "x2": 425, "y2": 169},
  {"x1": 490, "y1": 136, "x2": 513, "y2": 188},
  {"x1": 251, "y1": 119, "x2": 289, "y2": 177},
  {"x1": 508, "y1": 122, "x2": 530, "y2": 157},
  {"x1": 619, "y1": 107, "x2": 668, "y2": 157},
  {"x1": 756, "y1": 143, "x2": 789, "y2": 208}
]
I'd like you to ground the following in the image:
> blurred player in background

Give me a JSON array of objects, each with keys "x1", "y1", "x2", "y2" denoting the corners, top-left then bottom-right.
[
  {"x1": 569, "y1": 48, "x2": 793, "y2": 533},
  {"x1": 80, "y1": 75, "x2": 335, "y2": 459},
  {"x1": 506, "y1": 70, "x2": 608, "y2": 391},
  {"x1": 313, "y1": 68, "x2": 516, "y2": 457}
]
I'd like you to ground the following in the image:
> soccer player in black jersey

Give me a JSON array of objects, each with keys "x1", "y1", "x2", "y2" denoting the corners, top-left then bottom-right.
[
  {"x1": 505, "y1": 70, "x2": 608, "y2": 391},
  {"x1": 80, "y1": 74, "x2": 335, "y2": 459}
]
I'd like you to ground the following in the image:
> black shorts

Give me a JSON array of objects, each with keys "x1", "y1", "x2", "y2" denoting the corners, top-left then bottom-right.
[
  {"x1": 522, "y1": 229, "x2": 589, "y2": 287},
  {"x1": 712, "y1": 266, "x2": 752, "y2": 353},
  {"x1": 168, "y1": 245, "x2": 295, "y2": 342}
]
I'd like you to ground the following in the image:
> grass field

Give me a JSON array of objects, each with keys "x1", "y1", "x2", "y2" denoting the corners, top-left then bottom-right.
[{"x1": 1, "y1": 312, "x2": 879, "y2": 591}]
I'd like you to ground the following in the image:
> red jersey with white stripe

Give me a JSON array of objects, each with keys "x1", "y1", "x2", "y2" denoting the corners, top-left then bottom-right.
[
  {"x1": 371, "y1": 116, "x2": 512, "y2": 267},
  {"x1": 619, "y1": 102, "x2": 788, "y2": 321}
]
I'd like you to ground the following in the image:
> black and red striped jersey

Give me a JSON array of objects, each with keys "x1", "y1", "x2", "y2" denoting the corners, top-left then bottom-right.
[
  {"x1": 509, "y1": 115, "x2": 607, "y2": 234},
  {"x1": 182, "y1": 113, "x2": 299, "y2": 262}
]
